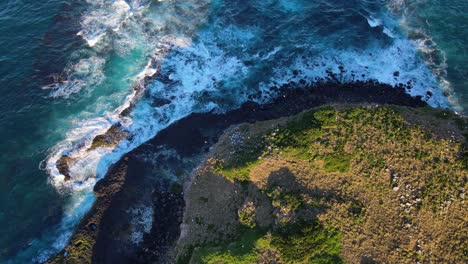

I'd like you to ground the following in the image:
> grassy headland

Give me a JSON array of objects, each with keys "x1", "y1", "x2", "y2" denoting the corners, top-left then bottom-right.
[{"x1": 177, "y1": 105, "x2": 467, "y2": 263}]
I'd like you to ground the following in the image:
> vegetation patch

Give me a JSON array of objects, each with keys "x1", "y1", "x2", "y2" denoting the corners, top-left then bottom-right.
[
  {"x1": 191, "y1": 229, "x2": 263, "y2": 264},
  {"x1": 215, "y1": 160, "x2": 260, "y2": 182},
  {"x1": 238, "y1": 201, "x2": 257, "y2": 228},
  {"x1": 272, "y1": 222, "x2": 343, "y2": 264},
  {"x1": 322, "y1": 155, "x2": 351, "y2": 173},
  {"x1": 191, "y1": 221, "x2": 341, "y2": 264}
]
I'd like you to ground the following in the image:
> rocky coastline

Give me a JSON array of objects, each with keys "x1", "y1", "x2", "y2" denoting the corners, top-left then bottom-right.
[{"x1": 48, "y1": 80, "x2": 466, "y2": 264}]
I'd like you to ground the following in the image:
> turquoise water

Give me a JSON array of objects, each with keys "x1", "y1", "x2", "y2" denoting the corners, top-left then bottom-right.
[{"x1": 0, "y1": 0, "x2": 466, "y2": 262}]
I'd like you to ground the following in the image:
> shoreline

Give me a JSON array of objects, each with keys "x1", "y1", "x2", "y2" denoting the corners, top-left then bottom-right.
[{"x1": 48, "y1": 81, "x2": 430, "y2": 263}]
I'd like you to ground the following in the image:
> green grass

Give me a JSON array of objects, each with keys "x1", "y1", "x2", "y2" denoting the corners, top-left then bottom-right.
[
  {"x1": 191, "y1": 221, "x2": 342, "y2": 264},
  {"x1": 191, "y1": 229, "x2": 264, "y2": 264},
  {"x1": 323, "y1": 155, "x2": 352, "y2": 173},
  {"x1": 215, "y1": 160, "x2": 260, "y2": 182},
  {"x1": 266, "y1": 187, "x2": 304, "y2": 212},
  {"x1": 273, "y1": 222, "x2": 343, "y2": 264}
]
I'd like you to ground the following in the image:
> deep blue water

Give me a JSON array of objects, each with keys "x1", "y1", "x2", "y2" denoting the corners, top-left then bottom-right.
[
  {"x1": 0, "y1": 0, "x2": 466, "y2": 262},
  {"x1": 0, "y1": 0, "x2": 82, "y2": 261}
]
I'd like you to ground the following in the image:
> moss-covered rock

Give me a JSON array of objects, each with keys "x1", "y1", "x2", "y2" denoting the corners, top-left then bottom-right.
[{"x1": 88, "y1": 124, "x2": 128, "y2": 151}]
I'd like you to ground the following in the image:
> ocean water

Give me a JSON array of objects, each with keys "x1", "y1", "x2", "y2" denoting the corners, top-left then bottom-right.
[{"x1": 0, "y1": 0, "x2": 465, "y2": 262}]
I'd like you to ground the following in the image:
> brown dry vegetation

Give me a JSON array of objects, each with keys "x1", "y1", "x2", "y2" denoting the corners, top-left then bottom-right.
[{"x1": 176, "y1": 105, "x2": 467, "y2": 264}]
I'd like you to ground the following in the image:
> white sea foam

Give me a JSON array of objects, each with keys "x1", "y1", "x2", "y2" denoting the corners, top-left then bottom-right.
[
  {"x1": 46, "y1": 0, "x2": 213, "y2": 193},
  {"x1": 367, "y1": 16, "x2": 383, "y2": 27},
  {"x1": 98, "y1": 39, "x2": 250, "y2": 177},
  {"x1": 77, "y1": 0, "x2": 151, "y2": 47},
  {"x1": 383, "y1": 27, "x2": 396, "y2": 38},
  {"x1": 366, "y1": 15, "x2": 397, "y2": 38},
  {"x1": 259, "y1": 38, "x2": 449, "y2": 109},
  {"x1": 42, "y1": 56, "x2": 106, "y2": 98},
  {"x1": 41, "y1": 0, "x2": 151, "y2": 97},
  {"x1": 127, "y1": 205, "x2": 154, "y2": 245}
]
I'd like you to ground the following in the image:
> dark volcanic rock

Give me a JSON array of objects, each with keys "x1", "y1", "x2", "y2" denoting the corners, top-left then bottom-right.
[{"x1": 56, "y1": 155, "x2": 76, "y2": 181}]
